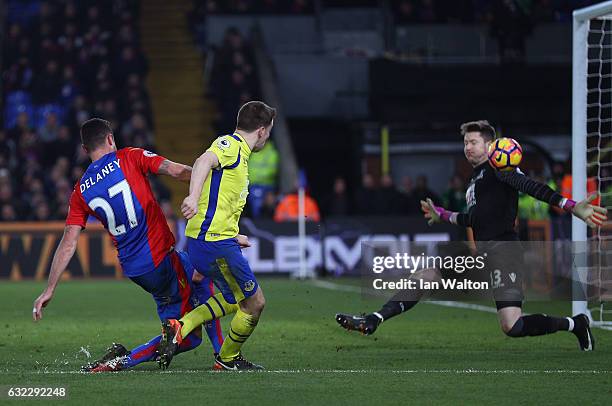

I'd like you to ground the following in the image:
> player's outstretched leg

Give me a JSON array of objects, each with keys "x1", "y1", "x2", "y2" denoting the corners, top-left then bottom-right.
[
  {"x1": 81, "y1": 343, "x2": 130, "y2": 373},
  {"x1": 336, "y1": 285, "x2": 424, "y2": 335},
  {"x1": 122, "y1": 336, "x2": 161, "y2": 370},
  {"x1": 336, "y1": 268, "x2": 437, "y2": 335},
  {"x1": 336, "y1": 299, "x2": 419, "y2": 336},
  {"x1": 85, "y1": 328, "x2": 205, "y2": 372},
  {"x1": 500, "y1": 306, "x2": 595, "y2": 351}
]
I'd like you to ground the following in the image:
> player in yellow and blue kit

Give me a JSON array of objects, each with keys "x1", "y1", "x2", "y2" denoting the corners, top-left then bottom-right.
[{"x1": 158, "y1": 101, "x2": 276, "y2": 370}]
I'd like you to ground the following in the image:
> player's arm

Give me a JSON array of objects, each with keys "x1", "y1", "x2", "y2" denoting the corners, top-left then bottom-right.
[
  {"x1": 181, "y1": 151, "x2": 220, "y2": 219},
  {"x1": 157, "y1": 159, "x2": 192, "y2": 183},
  {"x1": 33, "y1": 225, "x2": 82, "y2": 321},
  {"x1": 496, "y1": 170, "x2": 608, "y2": 228},
  {"x1": 128, "y1": 148, "x2": 190, "y2": 182},
  {"x1": 496, "y1": 169, "x2": 559, "y2": 205},
  {"x1": 420, "y1": 198, "x2": 468, "y2": 227}
]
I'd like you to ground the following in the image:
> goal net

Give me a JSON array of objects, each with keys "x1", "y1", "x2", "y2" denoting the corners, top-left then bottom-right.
[{"x1": 574, "y1": 1, "x2": 612, "y2": 326}]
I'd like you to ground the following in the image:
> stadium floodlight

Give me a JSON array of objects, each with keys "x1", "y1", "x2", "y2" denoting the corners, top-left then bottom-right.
[{"x1": 573, "y1": 0, "x2": 612, "y2": 327}]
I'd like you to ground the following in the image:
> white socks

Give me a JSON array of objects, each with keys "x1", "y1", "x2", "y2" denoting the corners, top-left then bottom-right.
[{"x1": 566, "y1": 317, "x2": 575, "y2": 332}]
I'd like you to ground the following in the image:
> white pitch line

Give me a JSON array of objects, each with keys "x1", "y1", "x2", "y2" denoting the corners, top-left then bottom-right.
[
  {"x1": 310, "y1": 279, "x2": 499, "y2": 314},
  {"x1": 310, "y1": 280, "x2": 362, "y2": 293},
  {"x1": 1, "y1": 369, "x2": 610, "y2": 375},
  {"x1": 309, "y1": 279, "x2": 612, "y2": 329}
]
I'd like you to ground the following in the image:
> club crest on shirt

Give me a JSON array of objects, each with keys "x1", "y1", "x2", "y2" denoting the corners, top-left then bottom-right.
[{"x1": 244, "y1": 280, "x2": 255, "y2": 292}]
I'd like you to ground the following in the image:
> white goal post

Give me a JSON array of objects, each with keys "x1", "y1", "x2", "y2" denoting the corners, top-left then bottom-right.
[{"x1": 573, "y1": 1, "x2": 612, "y2": 323}]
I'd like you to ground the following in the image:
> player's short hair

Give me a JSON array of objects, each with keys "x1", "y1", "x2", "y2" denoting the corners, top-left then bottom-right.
[
  {"x1": 460, "y1": 120, "x2": 496, "y2": 142},
  {"x1": 236, "y1": 101, "x2": 276, "y2": 132},
  {"x1": 81, "y1": 118, "x2": 112, "y2": 151}
]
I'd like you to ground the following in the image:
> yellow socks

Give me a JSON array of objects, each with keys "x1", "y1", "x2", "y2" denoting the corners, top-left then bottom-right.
[
  {"x1": 180, "y1": 293, "x2": 238, "y2": 337},
  {"x1": 218, "y1": 309, "x2": 259, "y2": 361},
  {"x1": 178, "y1": 293, "x2": 260, "y2": 362}
]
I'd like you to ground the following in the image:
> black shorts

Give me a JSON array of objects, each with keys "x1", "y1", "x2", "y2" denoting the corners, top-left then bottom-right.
[{"x1": 478, "y1": 240, "x2": 525, "y2": 310}]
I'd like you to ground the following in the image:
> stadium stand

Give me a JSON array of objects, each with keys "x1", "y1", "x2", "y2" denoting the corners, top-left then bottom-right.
[
  {"x1": 0, "y1": 0, "x2": 162, "y2": 221},
  {"x1": 1, "y1": 0, "x2": 603, "y2": 222}
]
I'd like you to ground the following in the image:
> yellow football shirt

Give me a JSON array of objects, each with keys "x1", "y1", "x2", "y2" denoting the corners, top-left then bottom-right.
[{"x1": 185, "y1": 133, "x2": 251, "y2": 241}]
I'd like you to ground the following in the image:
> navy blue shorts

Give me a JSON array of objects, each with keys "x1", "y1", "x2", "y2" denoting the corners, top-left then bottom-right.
[
  {"x1": 130, "y1": 250, "x2": 198, "y2": 321},
  {"x1": 187, "y1": 237, "x2": 258, "y2": 305}
]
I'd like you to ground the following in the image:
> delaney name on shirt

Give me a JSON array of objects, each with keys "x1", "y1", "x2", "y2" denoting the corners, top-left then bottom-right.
[{"x1": 79, "y1": 159, "x2": 121, "y2": 193}]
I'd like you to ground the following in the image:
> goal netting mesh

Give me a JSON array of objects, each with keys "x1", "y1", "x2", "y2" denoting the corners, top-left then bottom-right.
[{"x1": 586, "y1": 15, "x2": 612, "y2": 324}]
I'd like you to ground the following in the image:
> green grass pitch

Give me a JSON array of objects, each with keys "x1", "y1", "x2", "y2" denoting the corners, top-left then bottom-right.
[{"x1": 1, "y1": 278, "x2": 611, "y2": 405}]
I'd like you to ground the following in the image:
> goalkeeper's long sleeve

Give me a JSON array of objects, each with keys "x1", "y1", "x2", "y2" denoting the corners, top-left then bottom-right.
[
  {"x1": 449, "y1": 162, "x2": 575, "y2": 240},
  {"x1": 455, "y1": 212, "x2": 471, "y2": 227},
  {"x1": 495, "y1": 169, "x2": 564, "y2": 207}
]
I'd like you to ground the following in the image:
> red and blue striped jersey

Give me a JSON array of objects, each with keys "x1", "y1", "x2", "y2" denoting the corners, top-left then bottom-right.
[{"x1": 66, "y1": 147, "x2": 175, "y2": 277}]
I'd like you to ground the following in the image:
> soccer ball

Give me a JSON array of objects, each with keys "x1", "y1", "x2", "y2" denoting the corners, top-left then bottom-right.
[{"x1": 487, "y1": 137, "x2": 522, "y2": 171}]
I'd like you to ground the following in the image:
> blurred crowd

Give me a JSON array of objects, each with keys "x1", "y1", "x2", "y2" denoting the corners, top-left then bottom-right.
[
  {"x1": 208, "y1": 27, "x2": 261, "y2": 135},
  {"x1": 189, "y1": 0, "x2": 313, "y2": 21},
  {"x1": 188, "y1": 1, "x2": 284, "y2": 211},
  {"x1": 321, "y1": 173, "x2": 445, "y2": 217},
  {"x1": 392, "y1": 0, "x2": 605, "y2": 61},
  {"x1": 392, "y1": 0, "x2": 603, "y2": 24},
  {"x1": 187, "y1": 0, "x2": 314, "y2": 53},
  {"x1": 185, "y1": 0, "x2": 607, "y2": 25},
  {"x1": 246, "y1": 172, "x2": 448, "y2": 221},
  {"x1": 0, "y1": 0, "x2": 165, "y2": 222},
  {"x1": 1, "y1": 0, "x2": 602, "y2": 226},
  {"x1": 302, "y1": 163, "x2": 585, "y2": 224}
]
